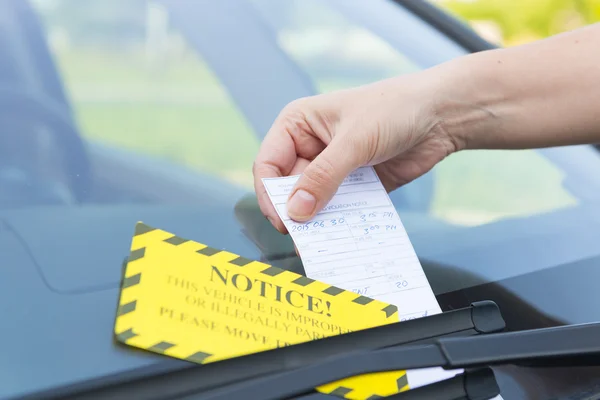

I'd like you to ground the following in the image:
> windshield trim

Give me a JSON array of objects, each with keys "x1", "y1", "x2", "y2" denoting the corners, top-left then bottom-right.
[{"x1": 396, "y1": 0, "x2": 496, "y2": 53}]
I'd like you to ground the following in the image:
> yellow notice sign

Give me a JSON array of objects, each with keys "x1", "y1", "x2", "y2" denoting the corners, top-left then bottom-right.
[{"x1": 114, "y1": 222, "x2": 409, "y2": 399}]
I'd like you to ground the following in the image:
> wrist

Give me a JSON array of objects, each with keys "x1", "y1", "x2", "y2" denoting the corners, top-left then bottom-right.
[{"x1": 425, "y1": 50, "x2": 508, "y2": 152}]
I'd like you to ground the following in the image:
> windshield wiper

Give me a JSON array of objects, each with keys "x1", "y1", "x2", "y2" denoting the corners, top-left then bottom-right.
[
  {"x1": 53, "y1": 302, "x2": 503, "y2": 400},
  {"x1": 199, "y1": 310, "x2": 600, "y2": 400}
]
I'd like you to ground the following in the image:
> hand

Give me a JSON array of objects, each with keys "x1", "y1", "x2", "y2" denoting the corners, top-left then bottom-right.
[{"x1": 253, "y1": 73, "x2": 463, "y2": 233}]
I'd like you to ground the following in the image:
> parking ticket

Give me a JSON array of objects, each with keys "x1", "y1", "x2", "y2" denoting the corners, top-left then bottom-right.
[
  {"x1": 262, "y1": 166, "x2": 461, "y2": 389},
  {"x1": 262, "y1": 166, "x2": 440, "y2": 320}
]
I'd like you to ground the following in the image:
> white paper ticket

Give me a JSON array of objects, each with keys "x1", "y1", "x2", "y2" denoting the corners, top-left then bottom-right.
[
  {"x1": 262, "y1": 166, "x2": 440, "y2": 320},
  {"x1": 262, "y1": 166, "x2": 504, "y2": 397}
]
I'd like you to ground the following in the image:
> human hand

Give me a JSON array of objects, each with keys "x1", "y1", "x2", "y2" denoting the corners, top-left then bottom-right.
[
  {"x1": 253, "y1": 72, "x2": 464, "y2": 233},
  {"x1": 254, "y1": 23, "x2": 600, "y2": 234}
]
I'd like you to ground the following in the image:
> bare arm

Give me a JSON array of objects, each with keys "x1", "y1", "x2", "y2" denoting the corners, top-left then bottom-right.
[
  {"x1": 432, "y1": 22, "x2": 600, "y2": 151},
  {"x1": 253, "y1": 23, "x2": 600, "y2": 228}
]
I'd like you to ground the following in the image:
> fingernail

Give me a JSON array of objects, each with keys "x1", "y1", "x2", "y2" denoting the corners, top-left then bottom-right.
[
  {"x1": 287, "y1": 189, "x2": 316, "y2": 220},
  {"x1": 266, "y1": 216, "x2": 275, "y2": 226}
]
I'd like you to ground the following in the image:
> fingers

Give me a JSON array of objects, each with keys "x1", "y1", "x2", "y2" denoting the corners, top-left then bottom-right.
[
  {"x1": 286, "y1": 135, "x2": 364, "y2": 222},
  {"x1": 254, "y1": 94, "x2": 361, "y2": 230},
  {"x1": 253, "y1": 161, "x2": 289, "y2": 234},
  {"x1": 254, "y1": 97, "x2": 334, "y2": 233},
  {"x1": 253, "y1": 119, "x2": 298, "y2": 234},
  {"x1": 253, "y1": 157, "x2": 312, "y2": 234}
]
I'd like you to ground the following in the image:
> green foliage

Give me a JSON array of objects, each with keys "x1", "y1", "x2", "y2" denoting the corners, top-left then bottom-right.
[{"x1": 438, "y1": 0, "x2": 600, "y2": 43}]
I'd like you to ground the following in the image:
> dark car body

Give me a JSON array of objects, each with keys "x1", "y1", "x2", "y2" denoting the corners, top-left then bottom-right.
[{"x1": 2, "y1": 1, "x2": 600, "y2": 399}]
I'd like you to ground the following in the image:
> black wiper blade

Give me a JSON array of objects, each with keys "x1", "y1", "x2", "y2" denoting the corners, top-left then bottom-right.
[
  {"x1": 199, "y1": 344, "x2": 446, "y2": 400},
  {"x1": 201, "y1": 320, "x2": 600, "y2": 400},
  {"x1": 55, "y1": 302, "x2": 504, "y2": 400}
]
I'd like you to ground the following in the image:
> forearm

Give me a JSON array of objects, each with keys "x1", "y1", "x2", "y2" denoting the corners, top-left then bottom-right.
[{"x1": 431, "y1": 22, "x2": 600, "y2": 151}]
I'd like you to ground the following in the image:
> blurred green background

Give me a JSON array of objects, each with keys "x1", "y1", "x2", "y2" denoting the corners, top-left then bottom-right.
[
  {"x1": 29, "y1": 0, "x2": 599, "y2": 225},
  {"x1": 438, "y1": 0, "x2": 600, "y2": 46}
]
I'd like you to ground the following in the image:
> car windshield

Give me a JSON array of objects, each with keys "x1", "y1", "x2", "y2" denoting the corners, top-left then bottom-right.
[{"x1": 4, "y1": 0, "x2": 600, "y2": 332}]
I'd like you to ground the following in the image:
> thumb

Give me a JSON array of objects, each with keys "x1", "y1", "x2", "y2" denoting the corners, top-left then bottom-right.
[{"x1": 286, "y1": 136, "x2": 363, "y2": 222}]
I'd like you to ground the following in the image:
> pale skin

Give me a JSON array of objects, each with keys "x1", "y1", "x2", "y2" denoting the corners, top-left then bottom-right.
[{"x1": 253, "y1": 23, "x2": 600, "y2": 233}]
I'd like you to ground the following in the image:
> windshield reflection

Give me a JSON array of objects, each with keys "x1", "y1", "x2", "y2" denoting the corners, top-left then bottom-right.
[{"x1": 0, "y1": 0, "x2": 596, "y2": 329}]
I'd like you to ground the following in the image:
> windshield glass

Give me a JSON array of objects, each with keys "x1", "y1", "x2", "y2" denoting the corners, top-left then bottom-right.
[{"x1": 5, "y1": 0, "x2": 600, "y2": 330}]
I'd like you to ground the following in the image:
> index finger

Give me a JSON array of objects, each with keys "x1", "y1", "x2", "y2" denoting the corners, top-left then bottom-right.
[{"x1": 253, "y1": 120, "x2": 298, "y2": 234}]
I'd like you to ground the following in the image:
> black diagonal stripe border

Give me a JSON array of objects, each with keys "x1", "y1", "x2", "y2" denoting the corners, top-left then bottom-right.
[
  {"x1": 328, "y1": 386, "x2": 353, "y2": 397},
  {"x1": 117, "y1": 300, "x2": 137, "y2": 316},
  {"x1": 352, "y1": 295, "x2": 375, "y2": 305},
  {"x1": 382, "y1": 304, "x2": 398, "y2": 318},
  {"x1": 147, "y1": 341, "x2": 176, "y2": 353},
  {"x1": 396, "y1": 373, "x2": 409, "y2": 391},
  {"x1": 122, "y1": 273, "x2": 141, "y2": 289},
  {"x1": 197, "y1": 247, "x2": 222, "y2": 256},
  {"x1": 292, "y1": 276, "x2": 315, "y2": 286},
  {"x1": 134, "y1": 223, "x2": 156, "y2": 236},
  {"x1": 322, "y1": 286, "x2": 344, "y2": 296},
  {"x1": 128, "y1": 247, "x2": 146, "y2": 262},
  {"x1": 115, "y1": 328, "x2": 138, "y2": 342},
  {"x1": 260, "y1": 266, "x2": 285, "y2": 276},
  {"x1": 229, "y1": 256, "x2": 253, "y2": 266},
  {"x1": 186, "y1": 351, "x2": 213, "y2": 364},
  {"x1": 163, "y1": 235, "x2": 189, "y2": 245}
]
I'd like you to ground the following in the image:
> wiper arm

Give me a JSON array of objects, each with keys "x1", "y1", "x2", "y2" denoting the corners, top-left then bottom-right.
[
  {"x1": 57, "y1": 302, "x2": 504, "y2": 400},
  {"x1": 430, "y1": 320, "x2": 600, "y2": 369},
  {"x1": 201, "y1": 318, "x2": 600, "y2": 400}
]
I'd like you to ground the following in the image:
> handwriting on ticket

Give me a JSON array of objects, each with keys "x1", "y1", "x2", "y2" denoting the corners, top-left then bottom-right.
[
  {"x1": 262, "y1": 168, "x2": 470, "y2": 392},
  {"x1": 262, "y1": 167, "x2": 441, "y2": 320}
]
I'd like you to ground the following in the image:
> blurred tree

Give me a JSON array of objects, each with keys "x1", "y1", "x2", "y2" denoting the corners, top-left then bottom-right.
[{"x1": 438, "y1": 0, "x2": 600, "y2": 45}]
